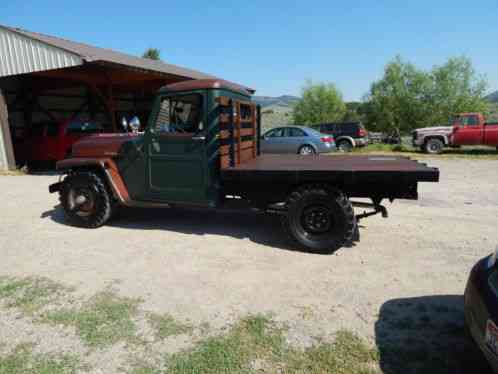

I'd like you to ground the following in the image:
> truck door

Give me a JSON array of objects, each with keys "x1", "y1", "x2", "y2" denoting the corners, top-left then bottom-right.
[
  {"x1": 452, "y1": 114, "x2": 482, "y2": 145},
  {"x1": 145, "y1": 93, "x2": 209, "y2": 204}
]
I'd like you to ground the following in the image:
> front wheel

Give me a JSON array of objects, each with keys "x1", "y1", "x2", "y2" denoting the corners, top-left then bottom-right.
[
  {"x1": 281, "y1": 185, "x2": 356, "y2": 254},
  {"x1": 424, "y1": 138, "x2": 444, "y2": 154},
  {"x1": 59, "y1": 172, "x2": 113, "y2": 228}
]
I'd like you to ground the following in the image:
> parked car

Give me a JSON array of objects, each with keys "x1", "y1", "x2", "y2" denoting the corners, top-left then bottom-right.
[
  {"x1": 318, "y1": 122, "x2": 369, "y2": 152},
  {"x1": 413, "y1": 113, "x2": 498, "y2": 154},
  {"x1": 24, "y1": 119, "x2": 103, "y2": 168},
  {"x1": 465, "y1": 248, "x2": 498, "y2": 372},
  {"x1": 260, "y1": 126, "x2": 336, "y2": 155}
]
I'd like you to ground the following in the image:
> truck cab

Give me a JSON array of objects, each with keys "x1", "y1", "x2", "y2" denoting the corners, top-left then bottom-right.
[{"x1": 450, "y1": 113, "x2": 498, "y2": 148}]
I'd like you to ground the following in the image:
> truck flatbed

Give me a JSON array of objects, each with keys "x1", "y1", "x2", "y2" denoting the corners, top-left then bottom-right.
[{"x1": 221, "y1": 154, "x2": 438, "y2": 182}]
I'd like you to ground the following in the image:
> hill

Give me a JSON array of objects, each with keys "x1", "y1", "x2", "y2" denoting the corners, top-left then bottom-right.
[
  {"x1": 253, "y1": 95, "x2": 300, "y2": 108},
  {"x1": 485, "y1": 90, "x2": 498, "y2": 103},
  {"x1": 260, "y1": 104, "x2": 293, "y2": 130}
]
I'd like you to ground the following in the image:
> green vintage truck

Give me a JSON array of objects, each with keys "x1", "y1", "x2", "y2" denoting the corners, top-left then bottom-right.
[{"x1": 49, "y1": 79, "x2": 439, "y2": 253}]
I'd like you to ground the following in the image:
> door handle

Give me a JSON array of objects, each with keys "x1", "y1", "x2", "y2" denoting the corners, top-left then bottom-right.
[{"x1": 192, "y1": 135, "x2": 206, "y2": 141}]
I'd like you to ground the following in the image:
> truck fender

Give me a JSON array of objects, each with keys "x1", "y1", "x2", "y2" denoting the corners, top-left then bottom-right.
[
  {"x1": 55, "y1": 157, "x2": 130, "y2": 204},
  {"x1": 335, "y1": 136, "x2": 356, "y2": 147},
  {"x1": 424, "y1": 135, "x2": 449, "y2": 146}
]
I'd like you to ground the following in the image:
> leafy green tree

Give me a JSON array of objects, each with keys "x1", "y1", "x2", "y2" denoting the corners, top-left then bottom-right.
[
  {"x1": 364, "y1": 56, "x2": 488, "y2": 133},
  {"x1": 293, "y1": 81, "x2": 346, "y2": 126},
  {"x1": 364, "y1": 56, "x2": 432, "y2": 132},
  {"x1": 428, "y1": 57, "x2": 488, "y2": 125},
  {"x1": 142, "y1": 48, "x2": 161, "y2": 61}
]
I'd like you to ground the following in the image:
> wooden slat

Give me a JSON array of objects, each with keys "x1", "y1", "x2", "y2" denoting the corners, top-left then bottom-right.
[
  {"x1": 251, "y1": 103, "x2": 257, "y2": 158},
  {"x1": 240, "y1": 148, "x2": 255, "y2": 163},
  {"x1": 235, "y1": 102, "x2": 241, "y2": 164},
  {"x1": 220, "y1": 155, "x2": 230, "y2": 169},
  {"x1": 216, "y1": 96, "x2": 231, "y2": 106},
  {"x1": 240, "y1": 140, "x2": 254, "y2": 151},
  {"x1": 220, "y1": 145, "x2": 230, "y2": 155},
  {"x1": 240, "y1": 128, "x2": 254, "y2": 136},
  {"x1": 220, "y1": 130, "x2": 231, "y2": 139}
]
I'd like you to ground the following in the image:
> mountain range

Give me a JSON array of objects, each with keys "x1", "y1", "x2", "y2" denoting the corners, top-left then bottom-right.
[
  {"x1": 486, "y1": 91, "x2": 498, "y2": 103},
  {"x1": 252, "y1": 95, "x2": 300, "y2": 108}
]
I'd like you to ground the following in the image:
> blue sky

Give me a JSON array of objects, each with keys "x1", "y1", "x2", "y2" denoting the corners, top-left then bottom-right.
[{"x1": 2, "y1": 0, "x2": 497, "y2": 100}]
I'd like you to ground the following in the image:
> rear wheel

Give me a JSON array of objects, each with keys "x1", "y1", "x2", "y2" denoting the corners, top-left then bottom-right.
[
  {"x1": 298, "y1": 145, "x2": 315, "y2": 155},
  {"x1": 424, "y1": 138, "x2": 444, "y2": 154},
  {"x1": 60, "y1": 172, "x2": 113, "y2": 228},
  {"x1": 337, "y1": 140, "x2": 353, "y2": 152},
  {"x1": 281, "y1": 185, "x2": 356, "y2": 254}
]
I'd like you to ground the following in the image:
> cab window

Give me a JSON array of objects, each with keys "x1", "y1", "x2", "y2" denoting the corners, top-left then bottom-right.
[{"x1": 154, "y1": 94, "x2": 204, "y2": 134}]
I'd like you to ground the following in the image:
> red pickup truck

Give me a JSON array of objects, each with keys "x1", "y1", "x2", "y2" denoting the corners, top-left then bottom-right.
[{"x1": 412, "y1": 113, "x2": 498, "y2": 154}]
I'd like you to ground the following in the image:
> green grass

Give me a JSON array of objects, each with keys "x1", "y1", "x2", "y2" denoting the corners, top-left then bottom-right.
[
  {"x1": 285, "y1": 331, "x2": 379, "y2": 374},
  {"x1": 147, "y1": 313, "x2": 193, "y2": 340},
  {"x1": 0, "y1": 276, "x2": 69, "y2": 314},
  {"x1": 160, "y1": 315, "x2": 379, "y2": 374},
  {"x1": 0, "y1": 343, "x2": 80, "y2": 374},
  {"x1": 42, "y1": 290, "x2": 142, "y2": 348}
]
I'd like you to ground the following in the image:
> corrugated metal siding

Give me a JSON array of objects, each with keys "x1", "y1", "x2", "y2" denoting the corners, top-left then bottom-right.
[{"x1": 0, "y1": 27, "x2": 83, "y2": 77}]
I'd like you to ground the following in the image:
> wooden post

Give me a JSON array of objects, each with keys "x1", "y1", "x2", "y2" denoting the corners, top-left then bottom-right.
[
  {"x1": 87, "y1": 86, "x2": 97, "y2": 120},
  {"x1": 106, "y1": 75, "x2": 117, "y2": 132},
  {"x1": 235, "y1": 102, "x2": 241, "y2": 165},
  {"x1": 0, "y1": 89, "x2": 16, "y2": 171}
]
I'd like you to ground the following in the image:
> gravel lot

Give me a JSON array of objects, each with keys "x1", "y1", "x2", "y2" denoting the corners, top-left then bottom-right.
[{"x1": 0, "y1": 158, "x2": 497, "y2": 372}]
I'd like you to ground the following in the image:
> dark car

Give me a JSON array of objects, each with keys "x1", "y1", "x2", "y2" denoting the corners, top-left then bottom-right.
[
  {"x1": 319, "y1": 122, "x2": 369, "y2": 152},
  {"x1": 465, "y1": 248, "x2": 498, "y2": 372}
]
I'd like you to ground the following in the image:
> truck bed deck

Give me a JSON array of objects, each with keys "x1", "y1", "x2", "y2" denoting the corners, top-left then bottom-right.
[
  {"x1": 220, "y1": 155, "x2": 439, "y2": 201},
  {"x1": 221, "y1": 154, "x2": 439, "y2": 181}
]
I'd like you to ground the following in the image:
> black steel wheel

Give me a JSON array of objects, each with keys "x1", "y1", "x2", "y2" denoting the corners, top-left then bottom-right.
[
  {"x1": 281, "y1": 185, "x2": 356, "y2": 254},
  {"x1": 424, "y1": 138, "x2": 444, "y2": 154},
  {"x1": 60, "y1": 172, "x2": 113, "y2": 228},
  {"x1": 337, "y1": 140, "x2": 353, "y2": 152}
]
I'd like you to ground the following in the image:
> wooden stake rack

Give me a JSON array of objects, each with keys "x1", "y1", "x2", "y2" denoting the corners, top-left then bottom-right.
[{"x1": 216, "y1": 96, "x2": 258, "y2": 169}]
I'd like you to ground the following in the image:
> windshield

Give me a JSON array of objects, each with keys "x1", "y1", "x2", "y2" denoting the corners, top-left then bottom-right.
[{"x1": 154, "y1": 94, "x2": 204, "y2": 134}]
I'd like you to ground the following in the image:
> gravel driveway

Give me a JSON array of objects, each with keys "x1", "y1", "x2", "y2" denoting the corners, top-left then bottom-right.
[{"x1": 0, "y1": 158, "x2": 497, "y2": 372}]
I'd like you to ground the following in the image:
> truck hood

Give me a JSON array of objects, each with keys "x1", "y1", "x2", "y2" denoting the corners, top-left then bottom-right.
[
  {"x1": 413, "y1": 126, "x2": 453, "y2": 135},
  {"x1": 71, "y1": 133, "x2": 141, "y2": 158}
]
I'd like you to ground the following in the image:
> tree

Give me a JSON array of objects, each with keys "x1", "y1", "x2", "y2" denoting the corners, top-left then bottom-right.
[
  {"x1": 293, "y1": 81, "x2": 346, "y2": 126},
  {"x1": 142, "y1": 48, "x2": 161, "y2": 61},
  {"x1": 364, "y1": 56, "x2": 488, "y2": 133}
]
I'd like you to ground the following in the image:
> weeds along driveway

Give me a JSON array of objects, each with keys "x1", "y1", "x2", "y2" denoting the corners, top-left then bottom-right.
[{"x1": 0, "y1": 159, "x2": 497, "y2": 370}]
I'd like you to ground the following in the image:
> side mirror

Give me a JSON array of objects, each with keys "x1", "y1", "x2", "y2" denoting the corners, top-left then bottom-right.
[
  {"x1": 121, "y1": 117, "x2": 129, "y2": 132},
  {"x1": 129, "y1": 116, "x2": 141, "y2": 133}
]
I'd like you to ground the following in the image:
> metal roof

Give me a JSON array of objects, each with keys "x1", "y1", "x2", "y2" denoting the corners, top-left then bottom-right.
[
  {"x1": 160, "y1": 79, "x2": 252, "y2": 96},
  {"x1": 0, "y1": 25, "x2": 217, "y2": 81}
]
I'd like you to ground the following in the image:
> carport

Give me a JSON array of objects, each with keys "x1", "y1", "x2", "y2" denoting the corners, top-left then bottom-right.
[{"x1": 0, "y1": 25, "x2": 219, "y2": 170}]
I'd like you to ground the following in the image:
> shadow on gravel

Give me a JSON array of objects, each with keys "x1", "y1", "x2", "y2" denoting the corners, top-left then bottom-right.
[
  {"x1": 41, "y1": 204, "x2": 356, "y2": 255},
  {"x1": 375, "y1": 295, "x2": 491, "y2": 374}
]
